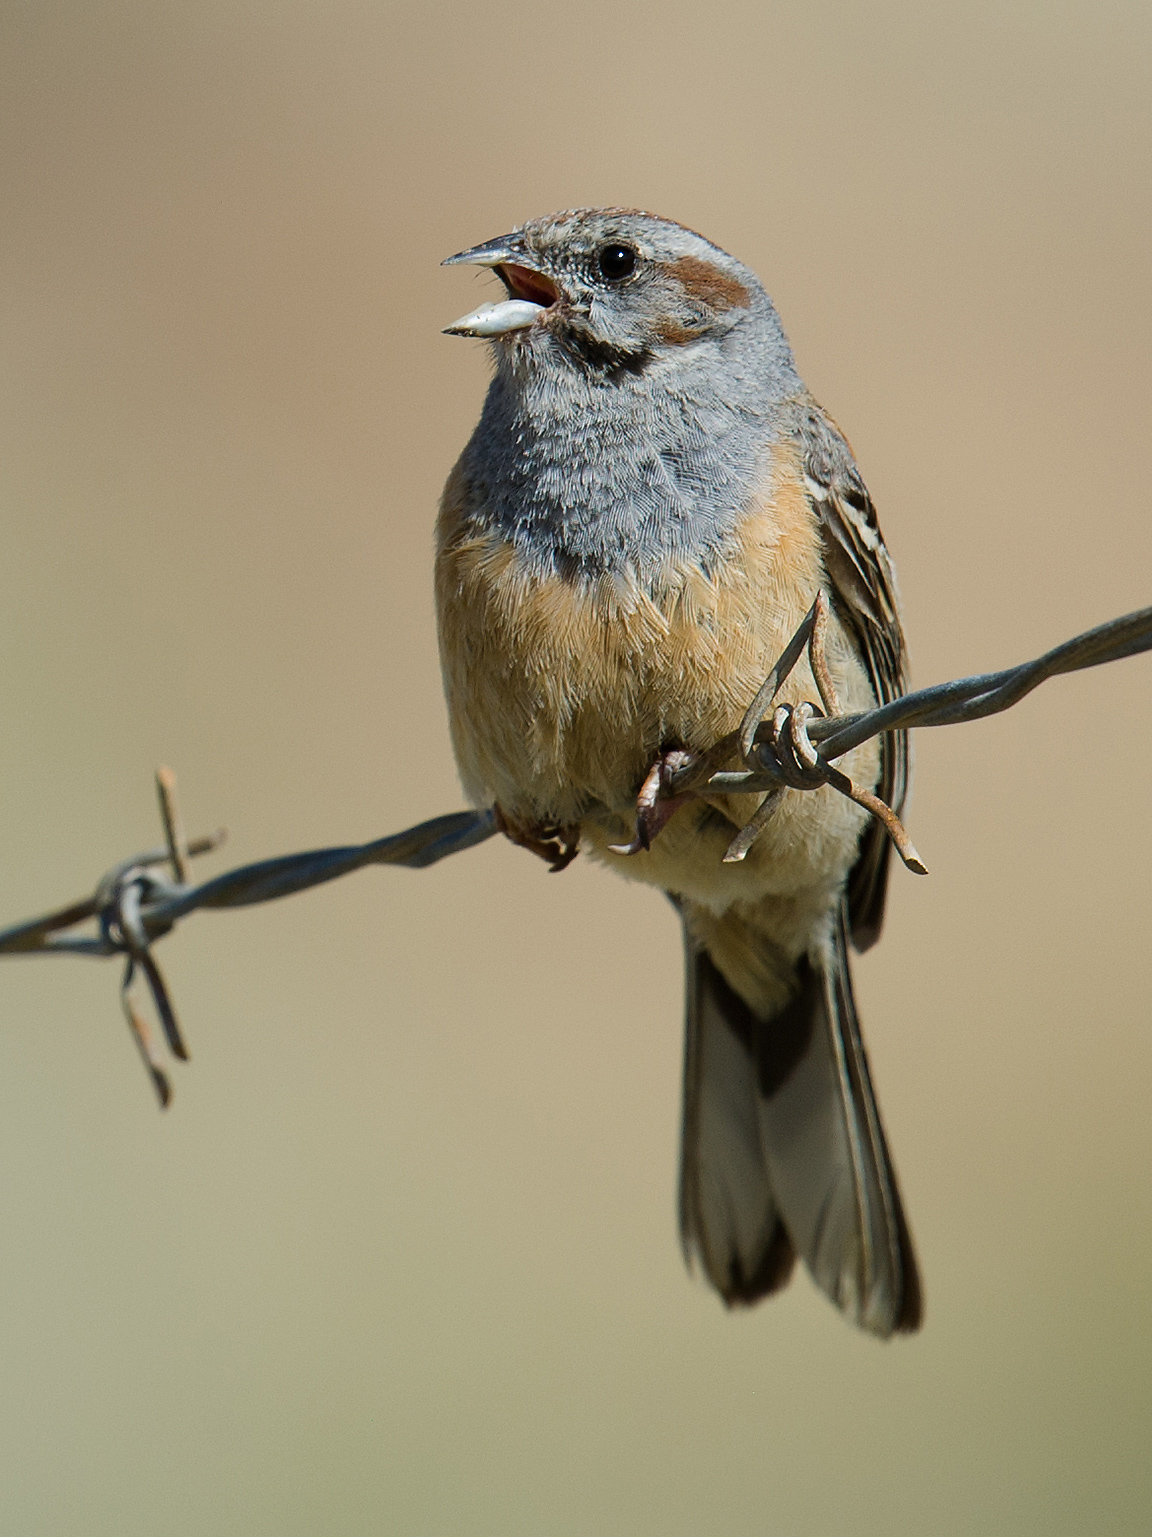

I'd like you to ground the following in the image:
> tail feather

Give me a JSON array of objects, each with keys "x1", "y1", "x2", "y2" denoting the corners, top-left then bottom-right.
[
  {"x1": 678, "y1": 950, "x2": 797, "y2": 1301},
  {"x1": 678, "y1": 904, "x2": 921, "y2": 1336}
]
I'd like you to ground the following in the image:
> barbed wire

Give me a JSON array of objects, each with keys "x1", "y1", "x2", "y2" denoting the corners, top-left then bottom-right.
[{"x1": 2, "y1": 602, "x2": 1150, "y2": 1105}]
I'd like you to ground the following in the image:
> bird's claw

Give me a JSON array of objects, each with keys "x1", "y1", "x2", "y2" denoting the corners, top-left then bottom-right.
[
  {"x1": 493, "y1": 806, "x2": 580, "y2": 872},
  {"x1": 609, "y1": 749, "x2": 698, "y2": 856}
]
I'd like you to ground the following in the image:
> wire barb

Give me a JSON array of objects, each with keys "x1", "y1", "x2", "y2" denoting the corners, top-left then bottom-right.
[
  {"x1": 155, "y1": 766, "x2": 189, "y2": 885},
  {"x1": 121, "y1": 962, "x2": 172, "y2": 1109}
]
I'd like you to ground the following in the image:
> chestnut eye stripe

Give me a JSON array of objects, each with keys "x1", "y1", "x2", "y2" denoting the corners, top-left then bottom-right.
[{"x1": 668, "y1": 256, "x2": 750, "y2": 311}]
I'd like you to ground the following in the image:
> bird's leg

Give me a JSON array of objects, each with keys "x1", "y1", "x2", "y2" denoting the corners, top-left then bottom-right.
[
  {"x1": 609, "y1": 749, "x2": 698, "y2": 857},
  {"x1": 493, "y1": 805, "x2": 580, "y2": 873}
]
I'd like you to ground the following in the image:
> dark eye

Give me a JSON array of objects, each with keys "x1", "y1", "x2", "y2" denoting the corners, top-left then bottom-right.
[{"x1": 596, "y1": 243, "x2": 637, "y2": 282}]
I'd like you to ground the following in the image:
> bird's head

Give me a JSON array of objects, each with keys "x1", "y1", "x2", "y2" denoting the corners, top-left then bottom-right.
[{"x1": 443, "y1": 208, "x2": 774, "y2": 374}]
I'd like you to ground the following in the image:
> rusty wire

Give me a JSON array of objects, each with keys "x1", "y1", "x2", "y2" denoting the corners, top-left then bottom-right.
[{"x1": 1, "y1": 602, "x2": 1150, "y2": 1105}]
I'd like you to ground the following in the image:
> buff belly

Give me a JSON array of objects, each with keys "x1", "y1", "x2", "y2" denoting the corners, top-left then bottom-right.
[{"x1": 435, "y1": 444, "x2": 880, "y2": 927}]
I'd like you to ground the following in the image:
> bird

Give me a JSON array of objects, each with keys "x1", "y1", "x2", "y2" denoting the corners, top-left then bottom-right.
[{"x1": 434, "y1": 208, "x2": 921, "y2": 1337}]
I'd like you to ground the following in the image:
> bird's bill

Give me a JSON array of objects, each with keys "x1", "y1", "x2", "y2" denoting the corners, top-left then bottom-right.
[
  {"x1": 442, "y1": 236, "x2": 522, "y2": 268},
  {"x1": 443, "y1": 298, "x2": 546, "y2": 337},
  {"x1": 443, "y1": 237, "x2": 560, "y2": 335}
]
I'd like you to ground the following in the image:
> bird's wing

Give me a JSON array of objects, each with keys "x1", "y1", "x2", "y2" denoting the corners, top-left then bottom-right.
[{"x1": 787, "y1": 399, "x2": 909, "y2": 950}]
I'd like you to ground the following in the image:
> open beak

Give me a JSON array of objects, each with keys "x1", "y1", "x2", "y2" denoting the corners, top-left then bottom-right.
[{"x1": 443, "y1": 236, "x2": 560, "y2": 337}]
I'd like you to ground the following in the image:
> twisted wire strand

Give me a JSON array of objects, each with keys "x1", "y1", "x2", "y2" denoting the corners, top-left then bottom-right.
[{"x1": 0, "y1": 602, "x2": 1149, "y2": 1105}]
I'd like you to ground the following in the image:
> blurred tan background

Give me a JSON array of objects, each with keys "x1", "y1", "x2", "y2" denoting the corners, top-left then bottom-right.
[{"x1": 0, "y1": 1, "x2": 1150, "y2": 1532}]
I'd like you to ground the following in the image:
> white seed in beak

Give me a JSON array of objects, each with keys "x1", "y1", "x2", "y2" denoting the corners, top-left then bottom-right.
[{"x1": 443, "y1": 299, "x2": 545, "y2": 337}]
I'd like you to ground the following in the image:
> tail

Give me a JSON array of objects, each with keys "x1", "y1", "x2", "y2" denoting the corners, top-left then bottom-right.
[{"x1": 677, "y1": 902, "x2": 921, "y2": 1336}]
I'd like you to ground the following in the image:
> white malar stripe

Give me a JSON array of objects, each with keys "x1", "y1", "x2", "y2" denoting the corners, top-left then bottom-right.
[{"x1": 444, "y1": 299, "x2": 545, "y2": 337}]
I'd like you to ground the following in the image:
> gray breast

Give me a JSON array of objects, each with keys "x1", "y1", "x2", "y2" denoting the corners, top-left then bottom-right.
[{"x1": 460, "y1": 327, "x2": 802, "y2": 582}]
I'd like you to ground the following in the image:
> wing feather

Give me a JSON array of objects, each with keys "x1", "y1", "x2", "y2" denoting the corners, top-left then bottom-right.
[{"x1": 788, "y1": 400, "x2": 909, "y2": 950}]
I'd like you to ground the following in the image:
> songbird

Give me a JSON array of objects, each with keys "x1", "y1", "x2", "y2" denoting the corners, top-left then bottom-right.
[{"x1": 435, "y1": 209, "x2": 920, "y2": 1336}]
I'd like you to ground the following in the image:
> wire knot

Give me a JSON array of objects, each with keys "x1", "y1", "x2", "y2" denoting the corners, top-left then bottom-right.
[
  {"x1": 755, "y1": 701, "x2": 828, "y2": 789},
  {"x1": 612, "y1": 590, "x2": 929, "y2": 872}
]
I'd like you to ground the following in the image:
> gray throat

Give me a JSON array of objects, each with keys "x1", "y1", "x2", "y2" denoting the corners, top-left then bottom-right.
[{"x1": 459, "y1": 325, "x2": 803, "y2": 582}]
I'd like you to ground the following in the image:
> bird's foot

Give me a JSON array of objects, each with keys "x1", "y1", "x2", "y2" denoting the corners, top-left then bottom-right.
[
  {"x1": 609, "y1": 749, "x2": 699, "y2": 857},
  {"x1": 493, "y1": 806, "x2": 580, "y2": 873}
]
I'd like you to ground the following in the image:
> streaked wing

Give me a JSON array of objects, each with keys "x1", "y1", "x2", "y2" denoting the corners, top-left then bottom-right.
[{"x1": 789, "y1": 399, "x2": 909, "y2": 950}]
